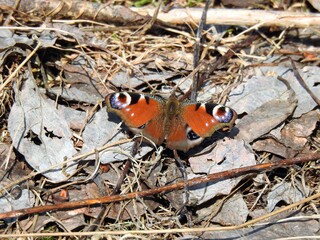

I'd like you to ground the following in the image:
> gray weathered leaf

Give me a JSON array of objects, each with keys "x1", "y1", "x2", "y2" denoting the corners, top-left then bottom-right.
[
  {"x1": 81, "y1": 107, "x2": 134, "y2": 163},
  {"x1": 81, "y1": 107, "x2": 153, "y2": 164},
  {"x1": 236, "y1": 90, "x2": 297, "y2": 143},
  {"x1": 210, "y1": 193, "x2": 248, "y2": 225},
  {"x1": 201, "y1": 210, "x2": 319, "y2": 239},
  {"x1": 228, "y1": 75, "x2": 288, "y2": 115},
  {"x1": 260, "y1": 66, "x2": 320, "y2": 117},
  {"x1": 0, "y1": 189, "x2": 35, "y2": 223},
  {"x1": 229, "y1": 66, "x2": 320, "y2": 118},
  {"x1": 188, "y1": 139, "x2": 256, "y2": 205},
  {"x1": 267, "y1": 182, "x2": 310, "y2": 212},
  {"x1": 8, "y1": 73, "x2": 77, "y2": 182},
  {"x1": 111, "y1": 68, "x2": 176, "y2": 89}
]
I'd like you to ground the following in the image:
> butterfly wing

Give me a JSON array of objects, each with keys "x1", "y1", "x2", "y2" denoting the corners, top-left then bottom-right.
[
  {"x1": 106, "y1": 92, "x2": 166, "y2": 145},
  {"x1": 165, "y1": 120, "x2": 204, "y2": 151},
  {"x1": 164, "y1": 97, "x2": 205, "y2": 151},
  {"x1": 165, "y1": 100, "x2": 236, "y2": 152},
  {"x1": 106, "y1": 93, "x2": 237, "y2": 151},
  {"x1": 182, "y1": 102, "x2": 237, "y2": 138}
]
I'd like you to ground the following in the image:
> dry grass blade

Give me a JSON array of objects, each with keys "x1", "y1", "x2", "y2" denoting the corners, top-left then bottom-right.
[
  {"x1": 0, "y1": 41, "x2": 41, "y2": 92},
  {"x1": 1, "y1": 192, "x2": 319, "y2": 238}
]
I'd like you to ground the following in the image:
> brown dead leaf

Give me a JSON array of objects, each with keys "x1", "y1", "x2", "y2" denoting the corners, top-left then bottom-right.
[
  {"x1": 0, "y1": 142, "x2": 33, "y2": 192},
  {"x1": 280, "y1": 110, "x2": 320, "y2": 150},
  {"x1": 160, "y1": 163, "x2": 185, "y2": 210},
  {"x1": 252, "y1": 138, "x2": 297, "y2": 158}
]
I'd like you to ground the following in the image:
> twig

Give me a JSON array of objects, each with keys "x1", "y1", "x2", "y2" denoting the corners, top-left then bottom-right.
[
  {"x1": 1, "y1": 152, "x2": 319, "y2": 220},
  {"x1": 138, "y1": 0, "x2": 162, "y2": 35},
  {"x1": 290, "y1": 58, "x2": 320, "y2": 106},
  {"x1": 191, "y1": 0, "x2": 211, "y2": 101},
  {"x1": 182, "y1": 34, "x2": 259, "y2": 101},
  {"x1": 1, "y1": 193, "x2": 320, "y2": 238}
]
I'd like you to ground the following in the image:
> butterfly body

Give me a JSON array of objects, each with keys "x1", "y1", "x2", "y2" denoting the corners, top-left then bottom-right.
[{"x1": 106, "y1": 92, "x2": 237, "y2": 152}]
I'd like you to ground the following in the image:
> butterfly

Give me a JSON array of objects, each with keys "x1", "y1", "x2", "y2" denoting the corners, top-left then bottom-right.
[{"x1": 106, "y1": 92, "x2": 237, "y2": 152}]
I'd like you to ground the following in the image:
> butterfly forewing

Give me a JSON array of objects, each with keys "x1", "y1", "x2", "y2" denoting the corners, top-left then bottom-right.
[
  {"x1": 182, "y1": 102, "x2": 237, "y2": 138},
  {"x1": 106, "y1": 92, "x2": 166, "y2": 144},
  {"x1": 106, "y1": 92, "x2": 164, "y2": 128}
]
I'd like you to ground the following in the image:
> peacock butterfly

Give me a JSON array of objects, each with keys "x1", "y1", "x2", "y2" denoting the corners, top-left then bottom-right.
[{"x1": 106, "y1": 92, "x2": 237, "y2": 152}]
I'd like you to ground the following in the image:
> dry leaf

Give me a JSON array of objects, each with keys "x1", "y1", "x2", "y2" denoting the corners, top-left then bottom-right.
[
  {"x1": 280, "y1": 110, "x2": 320, "y2": 150},
  {"x1": 202, "y1": 210, "x2": 319, "y2": 239},
  {"x1": 252, "y1": 138, "x2": 296, "y2": 158},
  {"x1": 235, "y1": 90, "x2": 297, "y2": 143},
  {"x1": 8, "y1": 73, "x2": 77, "y2": 182},
  {"x1": 187, "y1": 138, "x2": 256, "y2": 205},
  {"x1": 267, "y1": 182, "x2": 310, "y2": 212},
  {"x1": 110, "y1": 68, "x2": 176, "y2": 89},
  {"x1": 228, "y1": 75, "x2": 289, "y2": 115},
  {"x1": 81, "y1": 107, "x2": 136, "y2": 163},
  {"x1": 210, "y1": 193, "x2": 248, "y2": 225},
  {"x1": 260, "y1": 66, "x2": 320, "y2": 117},
  {"x1": 160, "y1": 163, "x2": 185, "y2": 210},
  {"x1": 0, "y1": 189, "x2": 35, "y2": 223},
  {"x1": 229, "y1": 66, "x2": 320, "y2": 118}
]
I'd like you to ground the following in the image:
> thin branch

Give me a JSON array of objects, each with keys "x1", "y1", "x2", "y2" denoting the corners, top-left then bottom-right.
[
  {"x1": 132, "y1": 7, "x2": 320, "y2": 28},
  {"x1": 191, "y1": 0, "x2": 211, "y2": 101},
  {"x1": 1, "y1": 152, "x2": 319, "y2": 220},
  {"x1": 290, "y1": 58, "x2": 320, "y2": 106}
]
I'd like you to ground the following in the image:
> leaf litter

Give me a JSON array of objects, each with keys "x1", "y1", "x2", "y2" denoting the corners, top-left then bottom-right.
[
  {"x1": 0, "y1": 1, "x2": 319, "y2": 238},
  {"x1": 8, "y1": 71, "x2": 78, "y2": 182}
]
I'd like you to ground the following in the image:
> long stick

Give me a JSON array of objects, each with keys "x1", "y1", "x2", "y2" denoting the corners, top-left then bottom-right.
[
  {"x1": 132, "y1": 8, "x2": 320, "y2": 28},
  {"x1": 1, "y1": 152, "x2": 319, "y2": 220}
]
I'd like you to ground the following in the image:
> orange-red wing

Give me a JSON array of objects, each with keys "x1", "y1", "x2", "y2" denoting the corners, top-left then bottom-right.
[
  {"x1": 106, "y1": 93, "x2": 166, "y2": 145},
  {"x1": 139, "y1": 117, "x2": 165, "y2": 145},
  {"x1": 182, "y1": 103, "x2": 237, "y2": 137},
  {"x1": 107, "y1": 93, "x2": 164, "y2": 128},
  {"x1": 166, "y1": 124, "x2": 189, "y2": 151}
]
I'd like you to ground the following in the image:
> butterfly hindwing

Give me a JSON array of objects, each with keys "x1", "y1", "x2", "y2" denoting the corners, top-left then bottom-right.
[{"x1": 166, "y1": 121, "x2": 204, "y2": 151}]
